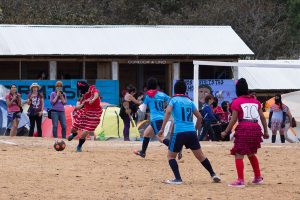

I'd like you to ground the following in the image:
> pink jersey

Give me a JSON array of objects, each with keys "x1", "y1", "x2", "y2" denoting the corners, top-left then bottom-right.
[
  {"x1": 230, "y1": 96, "x2": 261, "y2": 121},
  {"x1": 5, "y1": 93, "x2": 21, "y2": 112}
]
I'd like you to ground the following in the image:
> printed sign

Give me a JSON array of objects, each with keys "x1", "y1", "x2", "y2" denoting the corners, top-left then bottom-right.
[{"x1": 173, "y1": 79, "x2": 236, "y2": 104}]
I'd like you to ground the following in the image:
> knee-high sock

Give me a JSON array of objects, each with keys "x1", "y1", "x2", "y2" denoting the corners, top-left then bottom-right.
[
  {"x1": 235, "y1": 159, "x2": 244, "y2": 180},
  {"x1": 141, "y1": 137, "x2": 150, "y2": 153},
  {"x1": 248, "y1": 155, "x2": 261, "y2": 178},
  {"x1": 201, "y1": 158, "x2": 215, "y2": 177},
  {"x1": 78, "y1": 138, "x2": 86, "y2": 148},
  {"x1": 169, "y1": 159, "x2": 182, "y2": 180}
]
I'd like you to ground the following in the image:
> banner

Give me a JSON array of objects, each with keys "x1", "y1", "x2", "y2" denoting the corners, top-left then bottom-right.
[
  {"x1": 173, "y1": 79, "x2": 236, "y2": 104},
  {"x1": 0, "y1": 80, "x2": 80, "y2": 108}
]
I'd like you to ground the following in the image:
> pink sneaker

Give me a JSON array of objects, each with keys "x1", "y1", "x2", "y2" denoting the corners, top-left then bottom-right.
[
  {"x1": 228, "y1": 179, "x2": 245, "y2": 188},
  {"x1": 252, "y1": 177, "x2": 264, "y2": 184}
]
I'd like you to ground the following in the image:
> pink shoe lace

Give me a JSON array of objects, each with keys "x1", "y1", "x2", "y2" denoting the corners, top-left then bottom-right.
[
  {"x1": 228, "y1": 179, "x2": 245, "y2": 187},
  {"x1": 252, "y1": 177, "x2": 263, "y2": 184}
]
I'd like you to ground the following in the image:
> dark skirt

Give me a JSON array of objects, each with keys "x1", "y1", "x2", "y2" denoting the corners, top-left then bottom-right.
[{"x1": 231, "y1": 122, "x2": 263, "y2": 155}]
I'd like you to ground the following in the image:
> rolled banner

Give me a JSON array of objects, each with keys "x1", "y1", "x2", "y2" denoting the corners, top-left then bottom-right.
[{"x1": 139, "y1": 103, "x2": 147, "y2": 113}]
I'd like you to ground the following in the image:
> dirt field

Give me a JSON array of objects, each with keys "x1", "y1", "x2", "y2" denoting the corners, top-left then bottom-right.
[{"x1": 0, "y1": 137, "x2": 300, "y2": 200}]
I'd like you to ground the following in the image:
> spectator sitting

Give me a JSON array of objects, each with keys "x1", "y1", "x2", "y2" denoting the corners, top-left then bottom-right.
[
  {"x1": 212, "y1": 97, "x2": 223, "y2": 121},
  {"x1": 220, "y1": 101, "x2": 231, "y2": 141},
  {"x1": 198, "y1": 94, "x2": 217, "y2": 141}
]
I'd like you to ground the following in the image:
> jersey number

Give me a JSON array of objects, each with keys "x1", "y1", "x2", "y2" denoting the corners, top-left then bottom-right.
[
  {"x1": 154, "y1": 101, "x2": 164, "y2": 111},
  {"x1": 181, "y1": 107, "x2": 192, "y2": 122},
  {"x1": 241, "y1": 103, "x2": 259, "y2": 120}
]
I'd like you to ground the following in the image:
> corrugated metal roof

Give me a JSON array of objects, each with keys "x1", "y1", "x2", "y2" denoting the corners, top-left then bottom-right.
[
  {"x1": 0, "y1": 25, "x2": 253, "y2": 56},
  {"x1": 238, "y1": 60, "x2": 300, "y2": 90}
]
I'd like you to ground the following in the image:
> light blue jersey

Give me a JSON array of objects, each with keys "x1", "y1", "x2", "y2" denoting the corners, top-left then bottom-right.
[
  {"x1": 169, "y1": 96, "x2": 196, "y2": 133},
  {"x1": 143, "y1": 91, "x2": 170, "y2": 121}
]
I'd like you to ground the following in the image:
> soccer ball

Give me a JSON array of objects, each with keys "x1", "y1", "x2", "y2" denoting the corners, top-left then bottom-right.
[{"x1": 54, "y1": 140, "x2": 66, "y2": 151}]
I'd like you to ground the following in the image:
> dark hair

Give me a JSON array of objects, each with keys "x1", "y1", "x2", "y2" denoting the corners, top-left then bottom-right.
[
  {"x1": 127, "y1": 84, "x2": 136, "y2": 94},
  {"x1": 221, "y1": 101, "x2": 229, "y2": 112},
  {"x1": 10, "y1": 84, "x2": 17, "y2": 89},
  {"x1": 236, "y1": 78, "x2": 249, "y2": 97},
  {"x1": 77, "y1": 81, "x2": 89, "y2": 95},
  {"x1": 147, "y1": 77, "x2": 158, "y2": 90},
  {"x1": 211, "y1": 97, "x2": 218, "y2": 108},
  {"x1": 174, "y1": 80, "x2": 186, "y2": 94},
  {"x1": 274, "y1": 94, "x2": 283, "y2": 110},
  {"x1": 9, "y1": 84, "x2": 17, "y2": 95},
  {"x1": 205, "y1": 94, "x2": 214, "y2": 103}
]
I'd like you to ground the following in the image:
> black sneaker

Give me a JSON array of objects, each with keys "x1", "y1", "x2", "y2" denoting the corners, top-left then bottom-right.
[
  {"x1": 133, "y1": 150, "x2": 146, "y2": 158},
  {"x1": 68, "y1": 133, "x2": 77, "y2": 141}
]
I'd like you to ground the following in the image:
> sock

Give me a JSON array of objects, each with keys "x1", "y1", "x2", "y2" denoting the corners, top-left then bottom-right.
[
  {"x1": 141, "y1": 137, "x2": 150, "y2": 153},
  {"x1": 248, "y1": 155, "x2": 261, "y2": 178},
  {"x1": 235, "y1": 159, "x2": 244, "y2": 181},
  {"x1": 71, "y1": 132, "x2": 78, "y2": 137},
  {"x1": 78, "y1": 138, "x2": 86, "y2": 148},
  {"x1": 163, "y1": 138, "x2": 170, "y2": 146},
  {"x1": 169, "y1": 159, "x2": 182, "y2": 180},
  {"x1": 201, "y1": 158, "x2": 215, "y2": 177},
  {"x1": 272, "y1": 135, "x2": 276, "y2": 143},
  {"x1": 280, "y1": 135, "x2": 285, "y2": 143}
]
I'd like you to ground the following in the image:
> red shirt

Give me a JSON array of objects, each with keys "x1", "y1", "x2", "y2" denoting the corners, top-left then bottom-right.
[
  {"x1": 230, "y1": 96, "x2": 261, "y2": 121},
  {"x1": 83, "y1": 85, "x2": 102, "y2": 111}
]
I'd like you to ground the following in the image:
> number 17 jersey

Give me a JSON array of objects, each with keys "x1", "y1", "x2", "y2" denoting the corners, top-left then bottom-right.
[
  {"x1": 143, "y1": 91, "x2": 171, "y2": 121},
  {"x1": 169, "y1": 96, "x2": 196, "y2": 133}
]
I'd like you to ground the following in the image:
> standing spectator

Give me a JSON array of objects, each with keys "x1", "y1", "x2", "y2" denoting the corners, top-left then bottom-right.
[
  {"x1": 199, "y1": 94, "x2": 217, "y2": 141},
  {"x1": 27, "y1": 83, "x2": 44, "y2": 137},
  {"x1": 268, "y1": 94, "x2": 287, "y2": 143},
  {"x1": 119, "y1": 84, "x2": 140, "y2": 141},
  {"x1": 50, "y1": 81, "x2": 67, "y2": 138},
  {"x1": 5, "y1": 84, "x2": 22, "y2": 137}
]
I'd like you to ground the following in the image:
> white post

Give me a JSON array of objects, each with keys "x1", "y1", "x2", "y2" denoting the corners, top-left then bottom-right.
[
  {"x1": 173, "y1": 62, "x2": 180, "y2": 80},
  {"x1": 49, "y1": 61, "x2": 57, "y2": 80},
  {"x1": 112, "y1": 61, "x2": 119, "y2": 80},
  {"x1": 232, "y1": 66, "x2": 239, "y2": 80},
  {"x1": 193, "y1": 63, "x2": 199, "y2": 124},
  {"x1": 193, "y1": 63, "x2": 199, "y2": 110}
]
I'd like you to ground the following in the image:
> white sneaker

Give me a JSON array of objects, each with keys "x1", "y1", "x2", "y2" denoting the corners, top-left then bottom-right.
[
  {"x1": 212, "y1": 175, "x2": 221, "y2": 183},
  {"x1": 165, "y1": 179, "x2": 183, "y2": 185}
]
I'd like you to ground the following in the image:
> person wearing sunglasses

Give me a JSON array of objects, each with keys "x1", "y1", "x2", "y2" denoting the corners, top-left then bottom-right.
[{"x1": 50, "y1": 81, "x2": 67, "y2": 138}]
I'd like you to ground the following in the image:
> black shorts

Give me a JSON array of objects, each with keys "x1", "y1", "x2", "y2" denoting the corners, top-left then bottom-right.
[
  {"x1": 169, "y1": 131, "x2": 201, "y2": 153},
  {"x1": 150, "y1": 120, "x2": 163, "y2": 135}
]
